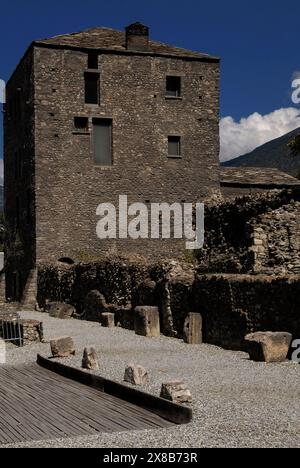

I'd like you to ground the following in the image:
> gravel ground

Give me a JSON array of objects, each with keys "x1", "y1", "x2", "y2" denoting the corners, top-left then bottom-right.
[{"x1": 2, "y1": 311, "x2": 300, "y2": 448}]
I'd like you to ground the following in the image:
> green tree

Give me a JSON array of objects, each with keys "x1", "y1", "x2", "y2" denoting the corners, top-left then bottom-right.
[{"x1": 288, "y1": 133, "x2": 300, "y2": 156}]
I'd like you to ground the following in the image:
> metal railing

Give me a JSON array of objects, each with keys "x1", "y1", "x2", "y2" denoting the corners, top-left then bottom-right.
[{"x1": 0, "y1": 313, "x2": 23, "y2": 347}]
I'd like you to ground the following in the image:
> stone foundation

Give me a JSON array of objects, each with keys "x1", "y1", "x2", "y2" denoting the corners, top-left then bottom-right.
[
  {"x1": 20, "y1": 319, "x2": 44, "y2": 346},
  {"x1": 193, "y1": 274, "x2": 300, "y2": 350},
  {"x1": 36, "y1": 260, "x2": 300, "y2": 352}
]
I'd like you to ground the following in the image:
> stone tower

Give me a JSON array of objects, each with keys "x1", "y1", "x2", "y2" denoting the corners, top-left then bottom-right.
[{"x1": 4, "y1": 23, "x2": 220, "y2": 305}]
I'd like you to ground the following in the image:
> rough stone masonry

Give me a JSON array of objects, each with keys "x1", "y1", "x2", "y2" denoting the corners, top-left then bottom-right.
[{"x1": 4, "y1": 22, "x2": 220, "y2": 305}]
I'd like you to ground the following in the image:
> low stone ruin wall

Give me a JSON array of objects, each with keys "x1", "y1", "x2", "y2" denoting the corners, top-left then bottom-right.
[
  {"x1": 37, "y1": 261, "x2": 166, "y2": 312},
  {"x1": 197, "y1": 189, "x2": 300, "y2": 275},
  {"x1": 250, "y1": 201, "x2": 300, "y2": 275},
  {"x1": 37, "y1": 261, "x2": 300, "y2": 351},
  {"x1": 193, "y1": 274, "x2": 300, "y2": 350}
]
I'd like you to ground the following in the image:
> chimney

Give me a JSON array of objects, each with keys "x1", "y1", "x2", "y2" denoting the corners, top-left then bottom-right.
[{"x1": 125, "y1": 22, "x2": 149, "y2": 51}]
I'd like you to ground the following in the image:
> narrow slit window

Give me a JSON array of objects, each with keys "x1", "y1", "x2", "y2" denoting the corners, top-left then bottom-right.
[
  {"x1": 16, "y1": 197, "x2": 20, "y2": 228},
  {"x1": 85, "y1": 73, "x2": 99, "y2": 104},
  {"x1": 93, "y1": 119, "x2": 112, "y2": 166},
  {"x1": 88, "y1": 54, "x2": 98, "y2": 69},
  {"x1": 14, "y1": 151, "x2": 18, "y2": 179},
  {"x1": 26, "y1": 188, "x2": 31, "y2": 224},
  {"x1": 168, "y1": 136, "x2": 181, "y2": 157},
  {"x1": 166, "y1": 76, "x2": 181, "y2": 97}
]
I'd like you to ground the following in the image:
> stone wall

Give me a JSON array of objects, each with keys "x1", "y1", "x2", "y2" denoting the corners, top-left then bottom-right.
[
  {"x1": 38, "y1": 260, "x2": 166, "y2": 317},
  {"x1": 37, "y1": 261, "x2": 300, "y2": 351},
  {"x1": 4, "y1": 48, "x2": 36, "y2": 302},
  {"x1": 197, "y1": 189, "x2": 300, "y2": 275},
  {"x1": 34, "y1": 45, "x2": 220, "y2": 265},
  {"x1": 193, "y1": 274, "x2": 300, "y2": 350},
  {"x1": 221, "y1": 185, "x2": 269, "y2": 200},
  {"x1": 250, "y1": 201, "x2": 300, "y2": 275}
]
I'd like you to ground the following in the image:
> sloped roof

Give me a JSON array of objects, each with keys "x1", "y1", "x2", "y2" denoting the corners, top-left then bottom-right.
[
  {"x1": 220, "y1": 167, "x2": 300, "y2": 187},
  {"x1": 35, "y1": 27, "x2": 219, "y2": 61}
]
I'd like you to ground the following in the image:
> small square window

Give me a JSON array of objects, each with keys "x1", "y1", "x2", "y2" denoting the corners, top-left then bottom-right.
[
  {"x1": 74, "y1": 117, "x2": 89, "y2": 131},
  {"x1": 168, "y1": 136, "x2": 181, "y2": 157},
  {"x1": 88, "y1": 53, "x2": 98, "y2": 70},
  {"x1": 166, "y1": 76, "x2": 181, "y2": 98}
]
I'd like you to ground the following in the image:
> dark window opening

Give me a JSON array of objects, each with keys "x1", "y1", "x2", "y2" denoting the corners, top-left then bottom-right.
[
  {"x1": 26, "y1": 189, "x2": 31, "y2": 224},
  {"x1": 93, "y1": 119, "x2": 112, "y2": 166},
  {"x1": 88, "y1": 53, "x2": 98, "y2": 69},
  {"x1": 166, "y1": 76, "x2": 181, "y2": 97},
  {"x1": 168, "y1": 136, "x2": 181, "y2": 157},
  {"x1": 85, "y1": 73, "x2": 99, "y2": 104},
  {"x1": 18, "y1": 150, "x2": 22, "y2": 178},
  {"x1": 12, "y1": 272, "x2": 22, "y2": 302},
  {"x1": 14, "y1": 152, "x2": 18, "y2": 179},
  {"x1": 58, "y1": 258, "x2": 75, "y2": 265},
  {"x1": 16, "y1": 197, "x2": 20, "y2": 229},
  {"x1": 74, "y1": 117, "x2": 89, "y2": 131},
  {"x1": 14, "y1": 150, "x2": 22, "y2": 179}
]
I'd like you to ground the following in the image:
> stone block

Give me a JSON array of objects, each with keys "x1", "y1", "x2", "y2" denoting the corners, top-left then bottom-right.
[
  {"x1": 245, "y1": 332, "x2": 292, "y2": 363},
  {"x1": 101, "y1": 313, "x2": 115, "y2": 328},
  {"x1": 46, "y1": 302, "x2": 75, "y2": 320},
  {"x1": 82, "y1": 347, "x2": 99, "y2": 370},
  {"x1": 124, "y1": 364, "x2": 149, "y2": 386},
  {"x1": 183, "y1": 313, "x2": 202, "y2": 345},
  {"x1": 134, "y1": 306, "x2": 160, "y2": 338},
  {"x1": 84, "y1": 290, "x2": 109, "y2": 321},
  {"x1": 50, "y1": 337, "x2": 76, "y2": 358},
  {"x1": 160, "y1": 381, "x2": 192, "y2": 404}
]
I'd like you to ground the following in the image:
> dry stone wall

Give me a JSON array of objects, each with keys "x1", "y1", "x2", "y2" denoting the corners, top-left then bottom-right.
[{"x1": 197, "y1": 189, "x2": 300, "y2": 275}]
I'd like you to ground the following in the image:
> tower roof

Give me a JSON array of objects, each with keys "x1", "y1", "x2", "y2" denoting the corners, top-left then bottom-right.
[{"x1": 35, "y1": 27, "x2": 219, "y2": 61}]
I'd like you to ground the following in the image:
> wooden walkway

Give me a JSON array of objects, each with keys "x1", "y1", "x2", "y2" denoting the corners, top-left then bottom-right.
[{"x1": 0, "y1": 364, "x2": 173, "y2": 445}]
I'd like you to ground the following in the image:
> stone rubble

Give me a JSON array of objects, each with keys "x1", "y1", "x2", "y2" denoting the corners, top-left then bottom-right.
[
  {"x1": 245, "y1": 331, "x2": 293, "y2": 363},
  {"x1": 124, "y1": 364, "x2": 149, "y2": 386},
  {"x1": 160, "y1": 381, "x2": 192, "y2": 404},
  {"x1": 50, "y1": 337, "x2": 76, "y2": 358},
  {"x1": 82, "y1": 347, "x2": 99, "y2": 370}
]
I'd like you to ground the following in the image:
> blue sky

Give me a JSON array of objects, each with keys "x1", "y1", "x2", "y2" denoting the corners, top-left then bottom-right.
[{"x1": 1, "y1": 0, "x2": 300, "y2": 168}]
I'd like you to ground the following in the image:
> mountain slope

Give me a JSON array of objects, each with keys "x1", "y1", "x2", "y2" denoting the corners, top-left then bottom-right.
[{"x1": 222, "y1": 127, "x2": 300, "y2": 177}]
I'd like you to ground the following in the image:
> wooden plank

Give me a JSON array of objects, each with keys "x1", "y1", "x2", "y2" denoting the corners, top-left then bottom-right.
[
  {"x1": 27, "y1": 365, "x2": 172, "y2": 429},
  {"x1": 0, "y1": 361, "x2": 176, "y2": 445},
  {"x1": 11, "y1": 366, "x2": 148, "y2": 432},
  {"x1": 29, "y1": 366, "x2": 170, "y2": 431},
  {"x1": 37, "y1": 355, "x2": 193, "y2": 425},
  {"x1": 0, "y1": 367, "x2": 98, "y2": 438}
]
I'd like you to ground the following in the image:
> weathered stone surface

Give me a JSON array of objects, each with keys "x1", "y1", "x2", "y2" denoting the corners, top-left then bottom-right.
[
  {"x1": 82, "y1": 347, "x2": 99, "y2": 370},
  {"x1": 101, "y1": 313, "x2": 115, "y2": 328},
  {"x1": 5, "y1": 25, "x2": 221, "y2": 307},
  {"x1": 183, "y1": 313, "x2": 202, "y2": 345},
  {"x1": 245, "y1": 332, "x2": 293, "y2": 363},
  {"x1": 46, "y1": 302, "x2": 75, "y2": 320},
  {"x1": 83, "y1": 290, "x2": 110, "y2": 321},
  {"x1": 160, "y1": 381, "x2": 192, "y2": 404},
  {"x1": 50, "y1": 337, "x2": 76, "y2": 358},
  {"x1": 133, "y1": 280, "x2": 157, "y2": 307},
  {"x1": 134, "y1": 306, "x2": 160, "y2": 338},
  {"x1": 20, "y1": 319, "x2": 44, "y2": 345},
  {"x1": 124, "y1": 364, "x2": 149, "y2": 386},
  {"x1": 197, "y1": 190, "x2": 300, "y2": 276}
]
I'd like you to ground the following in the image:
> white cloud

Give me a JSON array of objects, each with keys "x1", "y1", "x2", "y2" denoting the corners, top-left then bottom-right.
[
  {"x1": 220, "y1": 107, "x2": 300, "y2": 162},
  {"x1": 0, "y1": 160, "x2": 3, "y2": 185}
]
